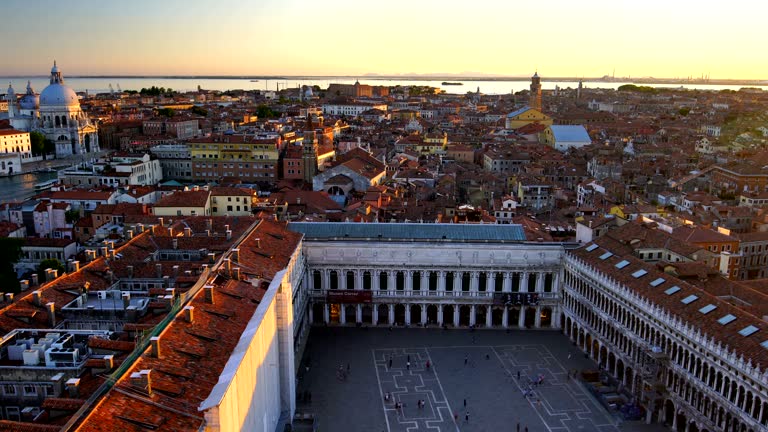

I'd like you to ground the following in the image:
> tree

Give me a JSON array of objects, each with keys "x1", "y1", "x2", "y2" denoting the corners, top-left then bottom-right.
[
  {"x1": 678, "y1": 107, "x2": 691, "y2": 116},
  {"x1": 157, "y1": 108, "x2": 175, "y2": 118},
  {"x1": 255, "y1": 104, "x2": 276, "y2": 119},
  {"x1": 30, "y1": 131, "x2": 46, "y2": 156},
  {"x1": 190, "y1": 106, "x2": 208, "y2": 117},
  {"x1": 44, "y1": 138, "x2": 56, "y2": 157},
  {"x1": 0, "y1": 238, "x2": 23, "y2": 294},
  {"x1": 38, "y1": 259, "x2": 65, "y2": 282},
  {"x1": 65, "y1": 209, "x2": 81, "y2": 224}
]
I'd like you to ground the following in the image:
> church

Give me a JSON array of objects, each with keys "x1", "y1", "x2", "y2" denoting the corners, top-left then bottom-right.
[{"x1": 7, "y1": 61, "x2": 99, "y2": 158}]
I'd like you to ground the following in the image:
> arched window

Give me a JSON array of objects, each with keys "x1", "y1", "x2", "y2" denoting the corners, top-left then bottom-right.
[{"x1": 55, "y1": 116, "x2": 61, "y2": 127}]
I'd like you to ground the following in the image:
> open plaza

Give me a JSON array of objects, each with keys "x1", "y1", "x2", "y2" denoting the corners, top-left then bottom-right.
[{"x1": 298, "y1": 327, "x2": 669, "y2": 432}]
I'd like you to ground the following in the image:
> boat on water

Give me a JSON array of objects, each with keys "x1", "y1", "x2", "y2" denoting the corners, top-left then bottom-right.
[
  {"x1": 442, "y1": 82, "x2": 463, "y2": 85},
  {"x1": 250, "y1": 80, "x2": 260, "y2": 82},
  {"x1": 34, "y1": 179, "x2": 58, "y2": 192}
]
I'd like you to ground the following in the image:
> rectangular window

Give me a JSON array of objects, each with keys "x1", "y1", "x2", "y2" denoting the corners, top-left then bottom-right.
[
  {"x1": 23, "y1": 384, "x2": 36, "y2": 396},
  {"x1": 3, "y1": 384, "x2": 16, "y2": 395}
]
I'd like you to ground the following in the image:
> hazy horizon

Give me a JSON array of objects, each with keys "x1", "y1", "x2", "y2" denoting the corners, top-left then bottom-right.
[{"x1": 2, "y1": 0, "x2": 766, "y2": 80}]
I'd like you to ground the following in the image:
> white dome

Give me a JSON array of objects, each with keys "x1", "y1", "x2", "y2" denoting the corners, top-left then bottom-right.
[
  {"x1": 40, "y1": 83, "x2": 79, "y2": 107},
  {"x1": 19, "y1": 94, "x2": 39, "y2": 110}
]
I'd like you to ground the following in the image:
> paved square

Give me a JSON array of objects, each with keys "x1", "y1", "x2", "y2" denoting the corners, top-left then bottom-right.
[{"x1": 298, "y1": 328, "x2": 667, "y2": 432}]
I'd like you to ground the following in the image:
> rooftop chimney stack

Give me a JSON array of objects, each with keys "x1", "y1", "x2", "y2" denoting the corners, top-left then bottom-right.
[
  {"x1": 204, "y1": 285, "x2": 215, "y2": 304},
  {"x1": 65, "y1": 378, "x2": 80, "y2": 398},
  {"x1": 126, "y1": 229, "x2": 134, "y2": 240},
  {"x1": 172, "y1": 238, "x2": 178, "y2": 250},
  {"x1": 70, "y1": 260, "x2": 80, "y2": 272},
  {"x1": 130, "y1": 370, "x2": 152, "y2": 395},
  {"x1": 103, "y1": 355, "x2": 114, "y2": 370},
  {"x1": 184, "y1": 227, "x2": 192, "y2": 237},
  {"x1": 225, "y1": 258, "x2": 231, "y2": 274},
  {"x1": 169, "y1": 227, "x2": 174, "y2": 238},
  {"x1": 100, "y1": 246, "x2": 109, "y2": 257},
  {"x1": 233, "y1": 267, "x2": 241, "y2": 280},
  {"x1": 158, "y1": 217, "x2": 164, "y2": 227},
  {"x1": 31, "y1": 274, "x2": 39, "y2": 286},
  {"x1": 150, "y1": 336, "x2": 161, "y2": 358},
  {"x1": 232, "y1": 248, "x2": 239, "y2": 263},
  {"x1": 173, "y1": 265, "x2": 179, "y2": 277},
  {"x1": 208, "y1": 253, "x2": 215, "y2": 264},
  {"x1": 32, "y1": 290, "x2": 42, "y2": 306},
  {"x1": 122, "y1": 292, "x2": 131, "y2": 309},
  {"x1": 137, "y1": 223, "x2": 144, "y2": 233},
  {"x1": 156, "y1": 263, "x2": 163, "y2": 278},
  {"x1": 226, "y1": 230, "x2": 232, "y2": 240},
  {"x1": 127, "y1": 265, "x2": 134, "y2": 279},
  {"x1": 46, "y1": 302, "x2": 56, "y2": 327},
  {"x1": 19, "y1": 280, "x2": 29, "y2": 291},
  {"x1": 206, "y1": 219, "x2": 213, "y2": 231},
  {"x1": 5, "y1": 293, "x2": 14, "y2": 303},
  {"x1": 183, "y1": 305, "x2": 194, "y2": 323}
]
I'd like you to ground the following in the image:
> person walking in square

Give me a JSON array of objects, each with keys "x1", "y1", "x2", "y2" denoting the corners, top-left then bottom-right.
[
  {"x1": 465, "y1": 411, "x2": 470, "y2": 422},
  {"x1": 407, "y1": 361, "x2": 410, "y2": 370},
  {"x1": 388, "y1": 357, "x2": 393, "y2": 369},
  {"x1": 464, "y1": 355, "x2": 468, "y2": 366},
  {"x1": 463, "y1": 398, "x2": 467, "y2": 407},
  {"x1": 426, "y1": 360, "x2": 430, "y2": 370}
]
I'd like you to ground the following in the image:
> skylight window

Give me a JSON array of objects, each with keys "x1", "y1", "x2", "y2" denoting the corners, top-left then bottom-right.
[
  {"x1": 699, "y1": 304, "x2": 717, "y2": 314},
  {"x1": 599, "y1": 252, "x2": 613, "y2": 260},
  {"x1": 631, "y1": 269, "x2": 648, "y2": 278},
  {"x1": 615, "y1": 260, "x2": 630, "y2": 269},
  {"x1": 738, "y1": 325, "x2": 759, "y2": 337},
  {"x1": 664, "y1": 286, "x2": 681, "y2": 295},
  {"x1": 681, "y1": 295, "x2": 698, "y2": 305},
  {"x1": 650, "y1": 278, "x2": 665, "y2": 287},
  {"x1": 761, "y1": 340, "x2": 768, "y2": 350},
  {"x1": 717, "y1": 314, "x2": 736, "y2": 325},
  {"x1": 585, "y1": 244, "x2": 599, "y2": 252}
]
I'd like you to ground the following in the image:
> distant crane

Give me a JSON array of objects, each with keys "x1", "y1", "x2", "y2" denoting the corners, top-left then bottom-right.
[{"x1": 108, "y1": 84, "x2": 114, "y2": 95}]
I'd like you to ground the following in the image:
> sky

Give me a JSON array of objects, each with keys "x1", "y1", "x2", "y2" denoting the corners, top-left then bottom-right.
[{"x1": 2, "y1": 0, "x2": 766, "y2": 79}]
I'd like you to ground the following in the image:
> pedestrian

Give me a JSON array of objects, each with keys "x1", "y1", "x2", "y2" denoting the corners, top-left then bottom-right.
[
  {"x1": 463, "y1": 398, "x2": 467, "y2": 407},
  {"x1": 525, "y1": 427, "x2": 528, "y2": 432},
  {"x1": 486, "y1": 353, "x2": 490, "y2": 360},
  {"x1": 426, "y1": 360, "x2": 430, "y2": 370},
  {"x1": 464, "y1": 356, "x2": 468, "y2": 366},
  {"x1": 567, "y1": 353, "x2": 572, "y2": 360},
  {"x1": 465, "y1": 411, "x2": 470, "y2": 422},
  {"x1": 516, "y1": 422, "x2": 520, "y2": 432},
  {"x1": 407, "y1": 361, "x2": 410, "y2": 370},
  {"x1": 347, "y1": 363, "x2": 350, "y2": 373},
  {"x1": 517, "y1": 370, "x2": 521, "y2": 379},
  {"x1": 454, "y1": 412, "x2": 458, "y2": 423},
  {"x1": 388, "y1": 357, "x2": 393, "y2": 368},
  {"x1": 407, "y1": 354, "x2": 410, "y2": 362}
]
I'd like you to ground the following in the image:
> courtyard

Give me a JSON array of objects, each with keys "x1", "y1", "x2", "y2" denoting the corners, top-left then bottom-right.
[{"x1": 297, "y1": 327, "x2": 669, "y2": 432}]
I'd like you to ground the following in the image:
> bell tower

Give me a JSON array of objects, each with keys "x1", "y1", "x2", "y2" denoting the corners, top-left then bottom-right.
[
  {"x1": 302, "y1": 115, "x2": 319, "y2": 183},
  {"x1": 529, "y1": 72, "x2": 542, "y2": 111}
]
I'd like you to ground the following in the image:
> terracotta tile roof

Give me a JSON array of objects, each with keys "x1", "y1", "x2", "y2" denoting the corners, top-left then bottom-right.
[
  {"x1": 41, "y1": 398, "x2": 86, "y2": 411},
  {"x1": 0, "y1": 421, "x2": 61, "y2": 432},
  {"x1": 76, "y1": 219, "x2": 302, "y2": 432},
  {"x1": 209, "y1": 186, "x2": 253, "y2": 197},
  {"x1": 23, "y1": 237, "x2": 76, "y2": 248},
  {"x1": 571, "y1": 240, "x2": 768, "y2": 365},
  {"x1": 154, "y1": 190, "x2": 210, "y2": 208}
]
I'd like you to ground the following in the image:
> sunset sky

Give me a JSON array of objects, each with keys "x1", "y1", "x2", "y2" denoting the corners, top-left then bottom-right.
[{"x1": 3, "y1": 0, "x2": 766, "y2": 79}]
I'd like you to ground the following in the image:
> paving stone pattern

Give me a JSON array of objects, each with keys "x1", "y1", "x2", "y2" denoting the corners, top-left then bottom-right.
[{"x1": 299, "y1": 328, "x2": 668, "y2": 432}]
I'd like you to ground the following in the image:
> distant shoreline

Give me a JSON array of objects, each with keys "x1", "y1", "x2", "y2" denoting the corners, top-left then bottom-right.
[{"x1": 0, "y1": 75, "x2": 766, "y2": 86}]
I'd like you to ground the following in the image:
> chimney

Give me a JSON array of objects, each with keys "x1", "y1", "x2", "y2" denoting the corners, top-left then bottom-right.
[
  {"x1": 226, "y1": 230, "x2": 232, "y2": 240},
  {"x1": 19, "y1": 280, "x2": 29, "y2": 291},
  {"x1": 46, "y1": 302, "x2": 56, "y2": 327},
  {"x1": 126, "y1": 229, "x2": 134, "y2": 240},
  {"x1": 225, "y1": 258, "x2": 231, "y2": 274},
  {"x1": 183, "y1": 306, "x2": 194, "y2": 323},
  {"x1": 206, "y1": 219, "x2": 213, "y2": 231},
  {"x1": 106, "y1": 270, "x2": 114, "y2": 284},
  {"x1": 86, "y1": 250, "x2": 96, "y2": 262},
  {"x1": 137, "y1": 223, "x2": 144, "y2": 233},
  {"x1": 5, "y1": 293, "x2": 14, "y2": 303},
  {"x1": 169, "y1": 227, "x2": 174, "y2": 238},
  {"x1": 65, "y1": 378, "x2": 80, "y2": 398},
  {"x1": 150, "y1": 224, "x2": 156, "y2": 235},
  {"x1": 70, "y1": 260, "x2": 80, "y2": 272},
  {"x1": 204, "y1": 285, "x2": 214, "y2": 304},
  {"x1": 173, "y1": 265, "x2": 179, "y2": 277},
  {"x1": 150, "y1": 336, "x2": 161, "y2": 358},
  {"x1": 165, "y1": 288, "x2": 175, "y2": 298},
  {"x1": 184, "y1": 227, "x2": 192, "y2": 237},
  {"x1": 31, "y1": 274, "x2": 39, "y2": 286},
  {"x1": 158, "y1": 217, "x2": 164, "y2": 227},
  {"x1": 233, "y1": 267, "x2": 241, "y2": 280},
  {"x1": 208, "y1": 253, "x2": 215, "y2": 263},
  {"x1": 205, "y1": 229, "x2": 211, "y2": 237},
  {"x1": 172, "y1": 238, "x2": 178, "y2": 250},
  {"x1": 83, "y1": 281, "x2": 91, "y2": 293},
  {"x1": 32, "y1": 290, "x2": 42, "y2": 306},
  {"x1": 130, "y1": 370, "x2": 152, "y2": 395},
  {"x1": 127, "y1": 265, "x2": 134, "y2": 279},
  {"x1": 224, "y1": 224, "x2": 230, "y2": 232},
  {"x1": 163, "y1": 275, "x2": 170, "y2": 287},
  {"x1": 103, "y1": 355, "x2": 114, "y2": 370},
  {"x1": 122, "y1": 292, "x2": 131, "y2": 309},
  {"x1": 232, "y1": 248, "x2": 240, "y2": 262},
  {"x1": 100, "y1": 246, "x2": 109, "y2": 257},
  {"x1": 156, "y1": 263, "x2": 162, "y2": 278}
]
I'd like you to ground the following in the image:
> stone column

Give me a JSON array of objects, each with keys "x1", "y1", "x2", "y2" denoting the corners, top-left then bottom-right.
[
  {"x1": 453, "y1": 272, "x2": 461, "y2": 294},
  {"x1": 323, "y1": 269, "x2": 330, "y2": 291},
  {"x1": 406, "y1": 271, "x2": 413, "y2": 292},
  {"x1": 503, "y1": 272, "x2": 511, "y2": 292},
  {"x1": 323, "y1": 303, "x2": 330, "y2": 324},
  {"x1": 552, "y1": 271, "x2": 560, "y2": 293},
  {"x1": 356, "y1": 304, "x2": 362, "y2": 323},
  {"x1": 486, "y1": 272, "x2": 495, "y2": 292},
  {"x1": 389, "y1": 272, "x2": 396, "y2": 292},
  {"x1": 502, "y1": 308, "x2": 509, "y2": 328},
  {"x1": 536, "y1": 272, "x2": 544, "y2": 292},
  {"x1": 356, "y1": 270, "x2": 363, "y2": 290},
  {"x1": 340, "y1": 304, "x2": 346, "y2": 324},
  {"x1": 534, "y1": 306, "x2": 542, "y2": 328},
  {"x1": 388, "y1": 304, "x2": 394, "y2": 325},
  {"x1": 339, "y1": 270, "x2": 347, "y2": 290},
  {"x1": 373, "y1": 270, "x2": 380, "y2": 291},
  {"x1": 405, "y1": 305, "x2": 411, "y2": 325},
  {"x1": 438, "y1": 271, "x2": 446, "y2": 292},
  {"x1": 438, "y1": 305, "x2": 444, "y2": 325},
  {"x1": 469, "y1": 305, "x2": 476, "y2": 326},
  {"x1": 518, "y1": 306, "x2": 526, "y2": 327},
  {"x1": 421, "y1": 272, "x2": 430, "y2": 292},
  {"x1": 553, "y1": 306, "x2": 562, "y2": 328},
  {"x1": 421, "y1": 304, "x2": 427, "y2": 325},
  {"x1": 308, "y1": 306, "x2": 314, "y2": 323},
  {"x1": 485, "y1": 306, "x2": 492, "y2": 328},
  {"x1": 453, "y1": 306, "x2": 460, "y2": 327},
  {"x1": 522, "y1": 272, "x2": 530, "y2": 292},
  {"x1": 373, "y1": 304, "x2": 379, "y2": 324},
  {"x1": 470, "y1": 272, "x2": 479, "y2": 292}
]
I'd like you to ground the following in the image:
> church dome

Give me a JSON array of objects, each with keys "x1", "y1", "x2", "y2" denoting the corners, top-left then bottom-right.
[
  {"x1": 19, "y1": 81, "x2": 39, "y2": 110},
  {"x1": 40, "y1": 84, "x2": 79, "y2": 107},
  {"x1": 39, "y1": 61, "x2": 79, "y2": 107}
]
